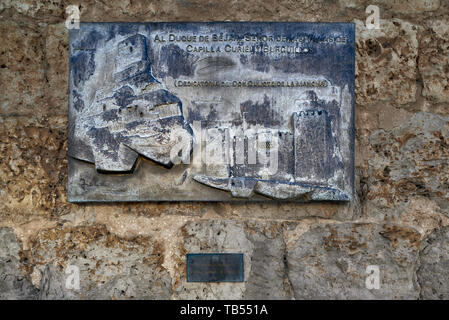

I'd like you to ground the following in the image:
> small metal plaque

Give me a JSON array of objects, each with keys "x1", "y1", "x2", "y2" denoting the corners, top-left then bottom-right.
[
  {"x1": 186, "y1": 253, "x2": 244, "y2": 282},
  {"x1": 68, "y1": 22, "x2": 354, "y2": 202}
]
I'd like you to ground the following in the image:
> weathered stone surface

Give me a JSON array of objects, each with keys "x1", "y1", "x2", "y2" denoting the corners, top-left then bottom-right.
[
  {"x1": 418, "y1": 226, "x2": 449, "y2": 299},
  {"x1": 0, "y1": 0, "x2": 448, "y2": 301},
  {"x1": 355, "y1": 19, "x2": 418, "y2": 106},
  {"x1": 67, "y1": 22, "x2": 354, "y2": 202},
  {"x1": 419, "y1": 18, "x2": 449, "y2": 103},
  {"x1": 287, "y1": 223, "x2": 420, "y2": 299},
  {"x1": 0, "y1": 116, "x2": 68, "y2": 218},
  {"x1": 45, "y1": 23, "x2": 68, "y2": 114},
  {"x1": 340, "y1": 0, "x2": 442, "y2": 14},
  {"x1": 374, "y1": 0, "x2": 441, "y2": 13},
  {"x1": 0, "y1": 228, "x2": 38, "y2": 299},
  {"x1": 0, "y1": 19, "x2": 46, "y2": 116},
  {"x1": 0, "y1": 0, "x2": 65, "y2": 19},
  {"x1": 78, "y1": 0, "x2": 328, "y2": 23},
  {"x1": 30, "y1": 225, "x2": 172, "y2": 299},
  {"x1": 176, "y1": 220, "x2": 292, "y2": 299},
  {"x1": 242, "y1": 221, "x2": 293, "y2": 299},
  {"x1": 395, "y1": 197, "x2": 448, "y2": 238}
]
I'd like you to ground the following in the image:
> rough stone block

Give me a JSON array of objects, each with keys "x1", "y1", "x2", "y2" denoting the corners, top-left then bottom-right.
[
  {"x1": 366, "y1": 112, "x2": 449, "y2": 213},
  {"x1": 45, "y1": 23, "x2": 68, "y2": 114},
  {"x1": 31, "y1": 225, "x2": 173, "y2": 299},
  {"x1": 177, "y1": 220, "x2": 292, "y2": 299}
]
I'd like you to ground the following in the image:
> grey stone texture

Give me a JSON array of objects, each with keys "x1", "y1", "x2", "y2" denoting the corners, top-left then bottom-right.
[
  {"x1": 0, "y1": 228, "x2": 37, "y2": 299},
  {"x1": 287, "y1": 223, "x2": 420, "y2": 299},
  {"x1": 176, "y1": 220, "x2": 292, "y2": 299},
  {"x1": 0, "y1": 0, "x2": 448, "y2": 299},
  {"x1": 32, "y1": 225, "x2": 173, "y2": 299}
]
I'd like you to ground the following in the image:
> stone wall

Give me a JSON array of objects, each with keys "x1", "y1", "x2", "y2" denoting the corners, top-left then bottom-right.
[{"x1": 0, "y1": 0, "x2": 448, "y2": 300}]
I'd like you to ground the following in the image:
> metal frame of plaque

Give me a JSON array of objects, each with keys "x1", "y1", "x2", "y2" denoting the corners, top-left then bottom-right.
[{"x1": 68, "y1": 22, "x2": 354, "y2": 202}]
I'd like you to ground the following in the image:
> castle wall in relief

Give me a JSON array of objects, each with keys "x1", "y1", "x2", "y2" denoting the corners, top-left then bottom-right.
[{"x1": 68, "y1": 22, "x2": 354, "y2": 202}]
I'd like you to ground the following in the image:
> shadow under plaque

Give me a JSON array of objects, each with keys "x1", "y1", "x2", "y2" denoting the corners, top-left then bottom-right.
[{"x1": 68, "y1": 22, "x2": 355, "y2": 202}]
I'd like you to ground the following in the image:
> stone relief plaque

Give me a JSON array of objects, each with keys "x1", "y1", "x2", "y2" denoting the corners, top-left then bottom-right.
[{"x1": 68, "y1": 22, "x2": 354, "y2": 202}]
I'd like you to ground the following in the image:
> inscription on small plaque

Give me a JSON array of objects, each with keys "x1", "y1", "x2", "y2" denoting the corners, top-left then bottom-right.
[
  {"x1": 186, "y1": 253, "x2": 244, "y2": 282},
  {"x1": 68, "y1": 22, "x2": 355, "y2": 202}
]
